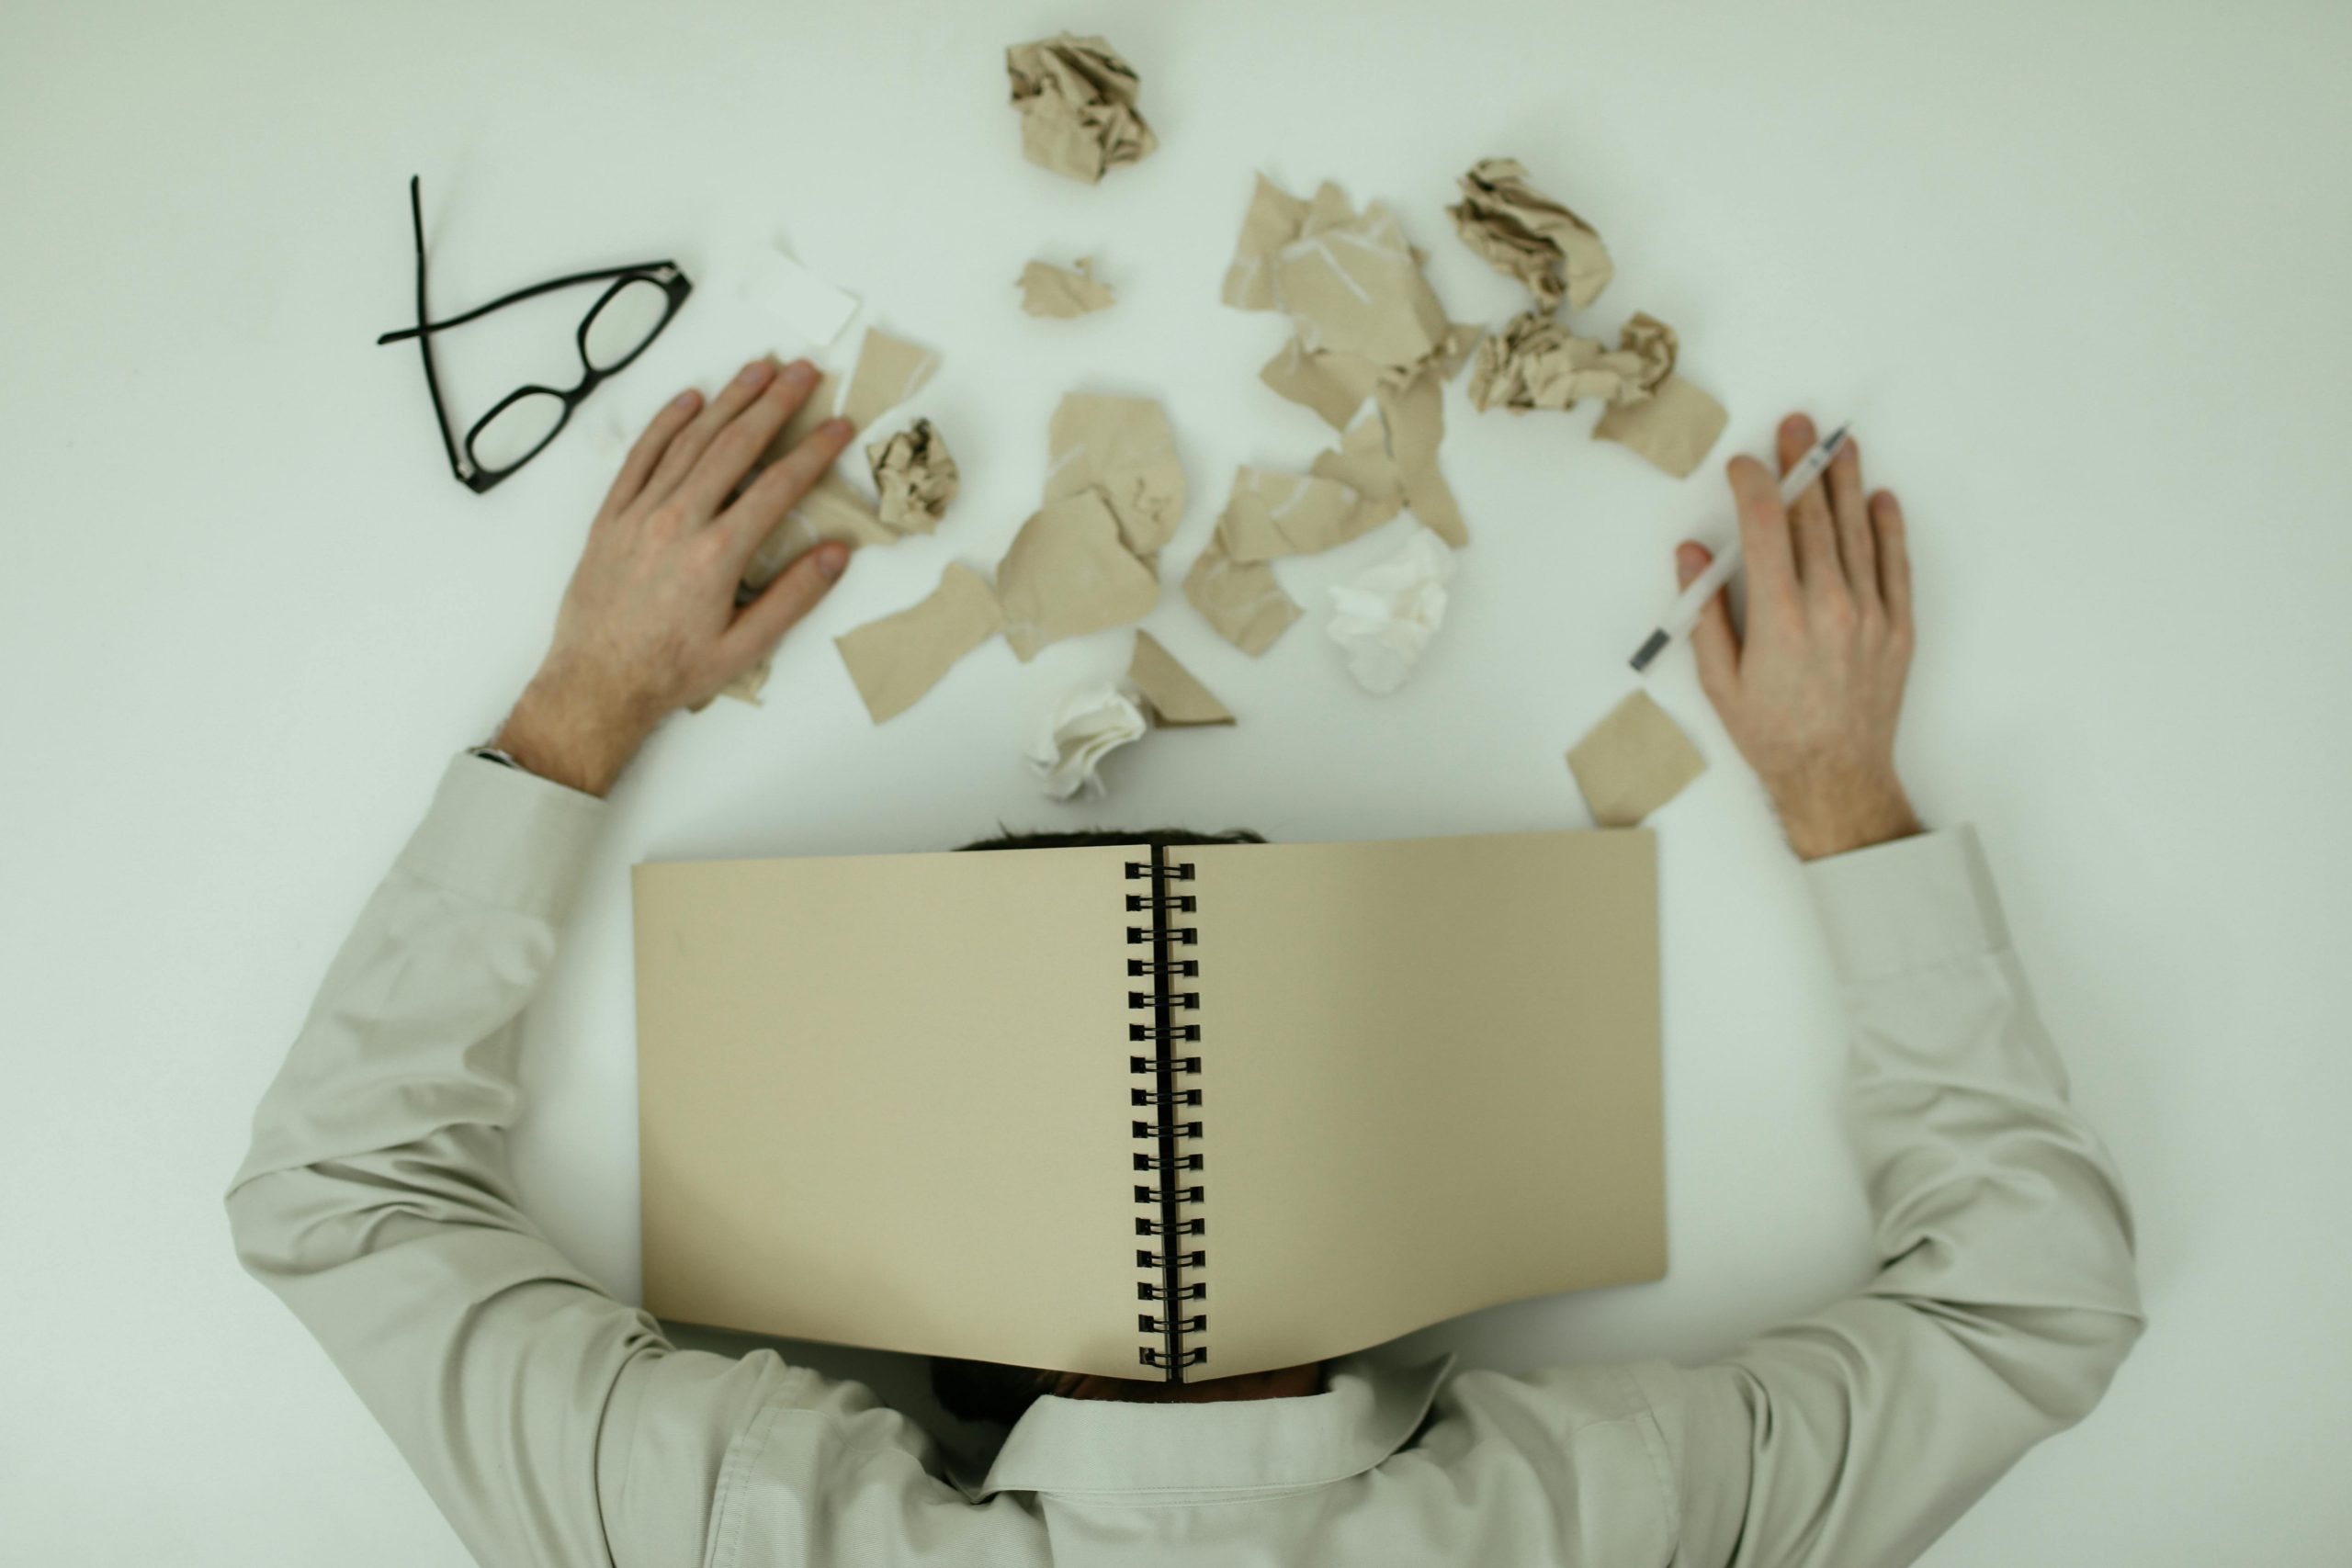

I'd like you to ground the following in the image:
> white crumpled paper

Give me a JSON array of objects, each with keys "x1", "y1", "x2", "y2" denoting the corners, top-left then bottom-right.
[
  {"x1": 1027, "y1": 682, "x2": 1148, "y2": 799},
  {"x1": 1325, "y1": 526, "x2": 1455, "y2": 694}
]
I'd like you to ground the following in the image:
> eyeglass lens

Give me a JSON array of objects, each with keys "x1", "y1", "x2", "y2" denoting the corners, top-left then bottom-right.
[
  {"x1": 469, "y1": 391, "x2": 569, "y2": 473},
  {"x1": 582, "y1": 277, "x2": 673, "y2": 372}
]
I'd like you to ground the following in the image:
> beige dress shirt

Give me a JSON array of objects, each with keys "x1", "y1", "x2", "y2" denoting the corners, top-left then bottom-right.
[{"x1": 226, "y1": 754, "x2": 2143, "y2": 1567}]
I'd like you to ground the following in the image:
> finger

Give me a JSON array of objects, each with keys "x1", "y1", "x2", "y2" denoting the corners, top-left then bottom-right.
[
  {"x1": 1826, "y1": 434, "x2": 1877, "y2": 608},
  {"x1": 1677, "y1": 542, "x2": 1740, "y2": 703},
  {"x1": 1725, "y1": 455, "x2": 1798, "y2": 605},
  {"x1": 677, "y1": 359, "x2": 821, "y2": 521},
  {"x1": 639, "y1": 357, "x2": 780, "y2": 507},
  {"x1": 1777, "y1": 412, "x2": 1839, "y2": 594},
  {"x1": 720, "y1": 539, "x2": 851, "y2": 667},
  {"x1": 599, "y1": 388, "x2": 702, "y2": 519},
  {"x1": 714, "y1": 416, "x2": 854, "y2": 558},
  {"x1": 1871, "y1": 490, "x2": 1912, "y2": 631}
]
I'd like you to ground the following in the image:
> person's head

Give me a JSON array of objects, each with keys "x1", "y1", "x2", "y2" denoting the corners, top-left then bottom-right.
[{"x1": 929, "y1": 824, "x2": 1266, "y2": 1427}]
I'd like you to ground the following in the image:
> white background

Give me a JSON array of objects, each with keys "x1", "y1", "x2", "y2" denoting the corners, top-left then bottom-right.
[{"x1": 5, "y1": 1, "x2": 2348, "y2": 1562}]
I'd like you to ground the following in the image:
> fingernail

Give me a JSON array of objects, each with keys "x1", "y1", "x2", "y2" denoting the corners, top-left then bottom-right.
[
  {"x1": 782, "y1": 359, "x2": 816, "y2": 386},
  {"x1": 672, "y1": 389, "x2": 700, "y2": 410},
  {"x1": 737, "y1": 359, "x2": 774, "y2": 388},
  {"x1": 816, "y1": 544, "x2": 850, "y2": 580},
  {"x1": 821, "y1": 418, "x2": 853, "y2": 439}
]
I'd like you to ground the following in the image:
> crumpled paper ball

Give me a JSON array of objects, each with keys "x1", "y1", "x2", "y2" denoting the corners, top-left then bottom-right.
[
  {"x1": 1027, "y1": 682, "x2": 1148, "y2": 799},
  {"x1": 1324, "y1": 525, "x2": 1456, "y2": 694}
]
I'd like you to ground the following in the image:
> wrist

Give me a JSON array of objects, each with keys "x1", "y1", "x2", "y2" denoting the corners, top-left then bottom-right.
[
  {"x1": 1774, "y1": 770, "x2": 1922, "y2": 862},
  {"x1": 493, "y1": 666, "x2": 655, "y2": 797}
]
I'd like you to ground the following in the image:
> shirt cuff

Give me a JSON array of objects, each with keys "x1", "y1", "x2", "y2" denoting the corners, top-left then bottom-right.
[
  {"x1": 1800, "y1": 825, "x2": 2010, "y2": 984},
  {"x1": 395, "y1": 752, "x2": 607, "y2": 920}
]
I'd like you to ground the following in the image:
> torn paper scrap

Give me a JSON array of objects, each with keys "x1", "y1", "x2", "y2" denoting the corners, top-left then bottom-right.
[
  {"x1": 1592, "y1": 373, "x2": 1729, "y2": 479},
  {"x1": 1273, "y1": 199, "x2": 1451, "y2": 369},
  {"x1": 1027, "y1": 682, "x2": 1148, "y2": 800},
  {"x1": 1435, "y1": 321, "x2": 1485, "y2": 379},
  {"x1": 1467, "y1": 310, "x2": 1674, "y2": 413},
  {"x1": 996, "y1": 489, "x2": 1161, "y2": 661},
  {"x1": 1125, "y1": 630, "x2": 1233, "y2": 727},
  {"x1": 1258, "y1": 333, "x2": 1385, "y2": 430},
  {"x1": 1182, "y1": 536, "x2": 1302, "y2": 656},
  {"x1": 1374, "y1": 371, "x2": 1468, "y2": 547},
  {"x1": 1308, "y1": 408, "x2": 1406, "y2": 533},
  {"x1": 842, "y1": 328, "x2": 939, "y2": 432},
  {"x1": 1019, "y1": 257, "x2": 1116, "y2": 318},
  {"x1": 835, "y1": 562, "x2": 1005, "y2": 724},
  {"x1": 1043, "y1": 392, "x2": 1187, "y2": 558},
  {"x1": 1301, "y1": 179, "x2": 1357, "y2": 237},
  {"x1": 1213, "y1": 466, "x2": 1370, "y2": 561},
  {"x1": 1221, "y1": 173, "x2": 1311, "y2": 310},
  {"x1": 1005, "y1": 33, "x2": 1157, "y2": 185},
  {"x1": 1448, "y1": 156, "x2": 1613, "y2": 314},
  {"x1": 1566, "y1": 689, "x2": 1707, "y2": 825},
  {"x1": 866, "y1": 419, "x2": 958, "y2": 535},
  {"x1": 1325, "y1": 525, "x2": 1454, "y2": 694},
  {"x1": 740, "y1": 248, "x2": 856, "y2": 347}
]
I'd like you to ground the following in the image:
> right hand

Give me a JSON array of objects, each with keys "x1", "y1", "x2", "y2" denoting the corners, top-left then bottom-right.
[{"x1": 1678, "y1": 412, "x2": 1922, "y2": 862}]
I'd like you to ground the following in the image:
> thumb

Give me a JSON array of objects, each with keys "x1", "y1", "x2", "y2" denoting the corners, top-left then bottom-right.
[
  {"x1": 722, "y1": 541, "x2": 851, "y2": 668},
  {"x1": 1676, "y1": 542, "x2": 1739, "y2": 705}
]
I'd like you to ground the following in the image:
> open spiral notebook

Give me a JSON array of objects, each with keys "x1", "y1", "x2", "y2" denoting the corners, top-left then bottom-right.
[{"x1": 630, "y1": 829, "x2": 1664, "y2": 1383}]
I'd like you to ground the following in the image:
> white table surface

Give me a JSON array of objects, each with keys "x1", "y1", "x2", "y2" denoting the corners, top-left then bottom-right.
[{"x1": 6, "y1": 1, "x2": 2348, "y2": 1562}]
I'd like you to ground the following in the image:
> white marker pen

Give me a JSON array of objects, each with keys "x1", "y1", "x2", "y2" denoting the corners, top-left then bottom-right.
[{"x1": 1629, "y1": 423, "x2": 1851, "y2": 673}]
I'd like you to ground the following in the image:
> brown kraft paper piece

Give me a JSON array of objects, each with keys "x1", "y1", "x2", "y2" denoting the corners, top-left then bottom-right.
[
  {"x1": 1220, "y1": 174, "x2": 1309, "y2": 310},
  {"x1": 1018, "y1": 257, "x2": 1116, "y2": 318},
  {"x1": 1467, "y1": 310, "x2": 1677, "y2": 413},
  {"x1": 866, "y1": 419, "x2": 959, "y2": 535},
  {"x1": 1257, "y1": 333, "x2": 1385, "y2": 431},
  {"x1": 1182, "y1": 537, "x2": 1303, "y2": 656},
  {"x1": 1448, "y1": 156, "x2": 1614, "y2": 313},
  {"x1": 1004, "y1": 33, "x2": 1157, "y2": 184},
  {"x1": 1272, "y1": 200, "x2": 1451, "y2": 368},
  {"x1": 995, "y1": 489, "x2": 1162, "y2": 661},
  {"x1": 1373, "y1": 371, "x2": 1468, "y2": 548},
  {"x1": 1042, "y1": 392, "x2": 1187, "y2": 559},
  {"x1": 842, "y1": 328, "x2": 939, "y2": 432},
  {"x1": 1212, "y1": 467, "x2": 1372, "y2": 561},
  {"x1": 1308, "y1": 409, "x2": 1407, "y2": 533},
  {"x1": 1125, "y1": 629, "x2": 1234, "y2": 727},
  {"x1": 1566, "y1": 690, "x2": 1707, "y2": 825},
  {"x1": 1591, "y1": 373, "x2": 1729, "y2": 479},
  {"x1": 834, "y1": 562, "x2": 1005, "y2": 724}
]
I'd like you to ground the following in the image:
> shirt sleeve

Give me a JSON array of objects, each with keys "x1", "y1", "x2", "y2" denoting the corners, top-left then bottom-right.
[
  {"x1": 220, "y1": 754, "x2": 841, "y2": 1568},
  {"x1": 1627, "y1": 826, "x2": 2147, "y2": 1568}
]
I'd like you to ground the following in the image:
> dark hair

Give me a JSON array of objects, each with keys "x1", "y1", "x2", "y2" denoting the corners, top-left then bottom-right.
[{"x1": 928, "y1": 824, "x2": 1266, "y2": 1428}]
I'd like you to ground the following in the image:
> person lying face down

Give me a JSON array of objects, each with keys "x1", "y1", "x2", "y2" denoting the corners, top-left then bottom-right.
[{"x1": 224, "y1": 356, "x2": 2143, "y2": 1568}]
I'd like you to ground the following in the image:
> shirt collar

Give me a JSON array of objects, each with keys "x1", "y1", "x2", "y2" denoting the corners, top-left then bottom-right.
[{"x1": 972, "y1": 1351, "x2": 1454, "y2": 1499}]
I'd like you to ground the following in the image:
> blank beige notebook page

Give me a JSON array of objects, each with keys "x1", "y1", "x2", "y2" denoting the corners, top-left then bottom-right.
[
  {"x1": 1182, "y1": 829, "x2": 1663, "y2": 1377},
  {"x1": 631, "y1": 845, "x2": 1144, "y2": 1378}
]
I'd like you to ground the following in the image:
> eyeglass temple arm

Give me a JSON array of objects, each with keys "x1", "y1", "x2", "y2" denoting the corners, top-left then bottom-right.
[
  {"x1": 401, "y1": 176, "x2": 469, "y2": 482},
  {"x1": 376, "y1": 260, "x2": 681, "y2": 344}
]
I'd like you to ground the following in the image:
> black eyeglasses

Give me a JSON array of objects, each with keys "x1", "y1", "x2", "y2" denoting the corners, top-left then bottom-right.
[{"x1": 376, "y1": 175, "x2": 692, "y2": 493}]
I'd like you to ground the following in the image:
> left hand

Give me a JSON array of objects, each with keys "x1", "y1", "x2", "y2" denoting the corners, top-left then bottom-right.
[{"x1": 495, "y1": 356, "x2": 854, "y2": 795}]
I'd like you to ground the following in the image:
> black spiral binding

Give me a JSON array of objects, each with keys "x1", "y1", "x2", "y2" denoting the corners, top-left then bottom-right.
[{"x1": 1125, "y1": 847, "x2": 1207, "y2": 1378}]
